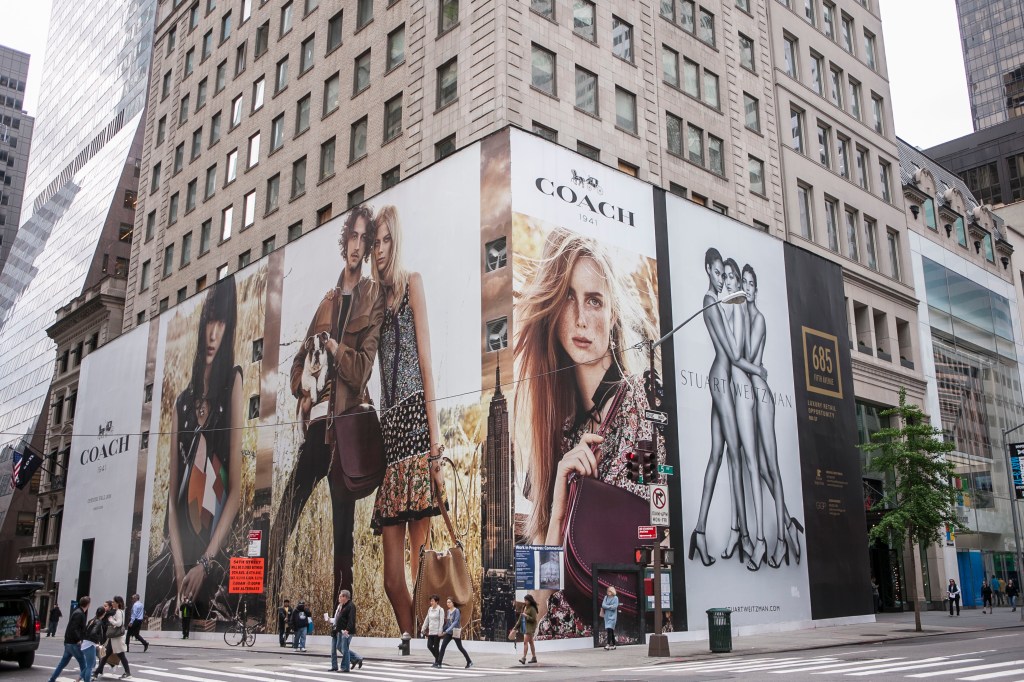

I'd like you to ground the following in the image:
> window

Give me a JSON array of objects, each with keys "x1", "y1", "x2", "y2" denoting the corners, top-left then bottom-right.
[
  {"x1": 680, "y1": 0, "x2": 695, "y2": 32},
  {"x1": 348, "y1": 186, "x2": 366, "y2": 208},
  {"x1": 243, "y1": 191, "x2": 256, "y2": 229},
  {"x1": 532, "y1": 0, "x2": 554, "y2": 19},
  {"x1": 179, "y1": 94, "x2": 190, "y2": 124},
  {"x1": 615, "y1": 87, "x2": 637, "y2": 134},
  {"x1": 189, "y1": 3, "x2": 200, "y2": 30},
  {"x1": 702, "y1": 70, "x2": 719, "y2": 109},
  {"x1": 200, "y1": 220, "x2": 212, "y2": 254},
  {"x1": 320, "y1": 137, "x2": 336, "y2": 179},
  {"x1": 248, "y1": 132, "x2": 261, "y2": 168},
  {"x1": 184, "y1": 49, "x2": 195, "y2": 79},
  {"x1": 840, "y1": 14, "x2": 853, "y2": 53},
  {"x1": 216, "y1": 60, "x2": 227, "y2": 93},
  {"x1": 151, "y1": 162, "x2": 162, "y2": 193},
  {"x1": 437, "y1": 59, "x2": 458, "y2": 109},
  {"x1": 255, "y1": 21, "x2": 270, "y2": 57},
  {"x1": 708, "y1": 135, "x2": 724, "y2": 175},
  {"x1": 961, "y1": 162, "x2": 1002, "y2": 205},
  {"x1": 887, "y1": 230, "x2": 901, "y2": 280},
  {"x1": 573, "y1": 0, "x2": 595, "y2": 42},
  {"x1": 357, "y1": 0, "x2": 373, "y2": 29},
  {"x1": 327, "y1": 11, "x2": 344, "y2": 52},
  {"x1": 262, "y1": 236, "x2": 276, "y2": 256},
  {"x1": 202, "y1": 30, "x2": 213, "y2": 60},
  {"x1": 744, "y1": 93, "x2": 760, "y2": 132},
  {"x1": 923, "y1": 197, "x2": 937, "y2": 229},
  {"x1": 686, "y1": 123, "x2": 703, "y2": 165},
  {"x1": 276, "y1": 56, "x2": 289, "y2": 93},
  {"x1": 872, "y1": 94, "x2": 884, "y2": 134},
  {"x1": 239, "y1": 250, "x2": 251, "y2": 270},
  {"x1": 435, "y1": 134, "x2": 456, "y2": 160},
  {"x1": 797, "y1": 183, "x2": 814, "y2": 239},
  {"x1": 849, "y1": 79, "x2": 862, "y2": 120},
  {"x1": 174, "y1": 143, "x2": 185, "y2": 174},
  {"x1": 577, "y1": 141, "x2": 599, "y2": 161},
  {"x1": 217, "y1": 264, "x2": 229, "y2": 280},
  {"x1": 825, "y1": 196, "x2": 839, "y2": 252},
  {"x1": 855, "y1": 146, "x2": 869, "y2": 190},
  {"x1": 281, "y1": 2, "x2": 293, "y2": 36},
  {"x1": 531, "y1": 44, "x2": 556, "y2": 95},
  {"x1": 210, "y1": 112, "x2": 222, "y2": 145},
  {"x1": 140, "y1": 259, "x2": 151, "y2": 291},
  {"x1": 698, "y1": 8, "x2": 714, "y2": 44},
  {"x1": 382, "y1": 166, "x2": 400, "y2": 190},
  {"x1": 221, "y1": 204, "x2": 234, "y2": 241},
  {"x1": 220, "y1": 11, "x2": 232, "y2": 42},
  {"x1": 252, "y1": 77, "x2": 265, "y2": 111},
  {"x1": 271, "y1": 114, "x2": 285, "y2": 151},
  {"x1": 196, "y1": 275, "x2": 207, "y2": 292},
  {"x1": 387, "y1": 25, "x2": 405, "y2": 70},
  {"x1": 831, "y1": 135, "x2": 847, "y2": 179},
  {"x1": 748, "y1": 156, "x2": 765, "y2": 195},
  {"x1": 168, "y1": 192, "x2": 180, "y2": 225},
  {"x1": 354, "y1": 50, "x2": 371, "y2": 94},
  {"x1": 145, "y1": 211, "x2": 156, "y2": 241},
  {"x1": 168, "y1": 26, "x2": 177, "y2": 54},
  {"x1": 736, "y1": 0, "x2": 750, "y2": 10},
  {"x1": 845, "y1": 207, "x2": 859, "y2": 260},
  {"x1": 304, "y1": 0, "x2": 318, "y2": 14},
  {"x1": 864, "y1": 30, "x2": 877, "y2": 70},
  {"x1": 205, "y1": 164, "x2": 217, "y2": 199},
  {"x1": 288, "y1": 221, "x2": 303, "y2": 242},
  {"x1": 879, "y1": 160, "x2": 892, "y2": 202},
  {"x1": 612, "y1": 16, "x2": 633, "y2": 62},
  {"x1": 662, "y1": 46, "x2": 679, "y2": 87},
  {"x1": 300, "y1": 34, "x2": 315, "y2": 73},
  {"x1": 532, "y1": 121, "x2": 557, "y2": 142},
  {"x1": 186, "y1": 178, "x2": 197, "y2": 212},
  {"x1": 226, "y1": 148, "x2": 238, "y2": 183},
  {"x1": 822, "y1": 2, "x2": 835, "y2": 39},
  {"x1": 790, "y1": 107, "x2": 804, "y2": 152},
  {"x1": 783, "y1": 35, "x2": 798, "y2": 78},
  {"x1": 575, "y1": 66, "x2": 598, "y2": 114},
  {"x1": 668, "y1": 62, "x2": 693, "y2": 103},
  {"x1": 864, "y1": 217, "x2": 878, "y2": 270},
  {"x1": 955, "y1": 216, "x2": 967, "y2": 247},
  {"x1": 817, "y1": 123, "x2": 831, "y2": 168},
  {"x1": 829, "y1": 65, "x2": 843, "y2": 108},
  {"x1": 157, "y1": 116, "x2": 167, "y2": 145},
  {"x1": 349, "y1": 116, "x2": 369, "y2": 160},
  {"x1": 810, "y1": 53, "x2": 823, "y2": 95},
  {"x1": 739, "y1": 34, "x2": 755, "y2": 71},
  {"x1": 181, "y1": 232, "x2": 192, "y2": 267},
  {"x1": 192, "y1": 129, "x2": 204, "y2": 162},
  {"x1": 235, "y1": 40, "x2": 247, "y2": 75},
  {"x1": 384, "y1": 94, "x2": 403, "y2": 142},
  {"x1": 231, "y1": 94, "x2": 243, "y2": 127},
  {"x1": 266, "y1": 174, "x2": 280, "y2": 213},
  {"x1": 163, "y1": 244, "x2": 175, "y2": 277},
  {"x1": 292, "y1": 156, "x2": 307, "y2": 197}
]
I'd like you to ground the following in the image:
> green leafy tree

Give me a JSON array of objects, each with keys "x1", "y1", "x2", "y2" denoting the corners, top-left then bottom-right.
[{"x1": 861, "y1": 388, "x2": 965, "y2": 632}]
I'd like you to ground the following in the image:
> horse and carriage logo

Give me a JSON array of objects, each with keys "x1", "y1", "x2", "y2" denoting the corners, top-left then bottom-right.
[{"x1": 570, "y1": 169, "x2": 603, "y2": 195}]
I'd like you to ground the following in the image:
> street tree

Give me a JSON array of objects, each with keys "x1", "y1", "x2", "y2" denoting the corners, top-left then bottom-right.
[{"x1": 860, "y1": 388, "x2": 964, "y2": 632}]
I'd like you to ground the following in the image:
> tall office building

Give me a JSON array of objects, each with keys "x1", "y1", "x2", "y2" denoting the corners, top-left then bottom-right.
[
  {"x1": 0, "y1": 46, "x2": 34, "y2": 275},
  {"x1": 955, "y1": 0, "x2": 1024, "y2": 131},
  {"x1": 130, "y1": 0, "x2": 925, "y2": 604},
  {"x1": 0, "y1": 0, "x2": 157, "y2": 547}
]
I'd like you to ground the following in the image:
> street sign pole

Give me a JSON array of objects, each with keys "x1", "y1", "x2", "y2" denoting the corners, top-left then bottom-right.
[{"x1": 647, "y1": 339, "x2": 670, "y2": 657}]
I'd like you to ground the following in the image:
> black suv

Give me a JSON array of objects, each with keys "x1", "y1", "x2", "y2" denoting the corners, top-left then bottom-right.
[{"x1": 0, "y1": 580, "x2": 42, "y2": 669}]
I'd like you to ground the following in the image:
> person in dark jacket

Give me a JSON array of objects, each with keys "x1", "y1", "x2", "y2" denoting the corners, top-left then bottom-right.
[
  {"x1": 982, "y1": 580, "x2": 994, "y2": 614},
  {"x1": 179, "y1": 597, "x2": 193, "y2": 639},
  {"x1": 1007, "y1": 579, "x2": 1019, "y2": 611},
  {"x1": 290, "y1": 600, "x2": 311, "y2": 652},
  {"x1": 335, "y1": 590, "x2": 362, "y2": 673},
  {"x1": 47, "y1": 604, "x2": 62, "y2": 637},
  {"x1": 46, "y1": 596, "x2": 90, "y2": 682},
  {"x1": 277, "y1": 599, "x2": 292, "y2": 647}
]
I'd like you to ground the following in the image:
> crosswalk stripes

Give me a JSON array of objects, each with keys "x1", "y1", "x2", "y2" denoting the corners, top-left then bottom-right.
[{"x1": 908, "y1": 661, "x2": 1024, "y2": 679}]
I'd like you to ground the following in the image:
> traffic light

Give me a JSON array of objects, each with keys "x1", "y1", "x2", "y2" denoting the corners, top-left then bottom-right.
[
  {"x1": 643, "y1": 368, "x2": 664, "y2": 410},
  {"x1": 638, "y1": 439, "x2": 658, "y2": 484},
  {"x1": 626, "y1": 451, "x2": 639, "y2": 482},
  {"x1": 634, "y1": 546, "x2": 652, "y2": 565}
]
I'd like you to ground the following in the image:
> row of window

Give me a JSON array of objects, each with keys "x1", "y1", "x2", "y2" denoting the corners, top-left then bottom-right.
[
  {"x1": 659, "y1": 0, "x2": 717, "y2": 48},
  {"x1": 55, "y1": 332, "x2": 99, "y2": 376},
  {"x1": 781, "y1": 0, "x2": 879, "y2": 73},
  {"x1": 782, "y1": 33, "x2": 886, "y2": 134},
  {"x1": 0, "y1": 74, "x2": 26, "y2": 92},
  {"x1": 789, "y1": 106, "x2": 893, "y2": 202},
  {"x1": 795, "y1": 180, "x2": 901, "y2": 280}
]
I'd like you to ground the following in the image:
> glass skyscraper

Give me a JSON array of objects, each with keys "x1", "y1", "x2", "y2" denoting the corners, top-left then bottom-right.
[
  {"x1": 0, "y1": 0, "x2": 156, "y2": 530},
  {"x1": 957, "y1": 0, "x2": 1024, "y2": 130}
]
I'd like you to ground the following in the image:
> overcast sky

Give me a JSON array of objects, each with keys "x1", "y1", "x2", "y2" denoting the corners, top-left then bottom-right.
[{"x1": 0, "y1": 0, "x2": 974, "y2": 151}]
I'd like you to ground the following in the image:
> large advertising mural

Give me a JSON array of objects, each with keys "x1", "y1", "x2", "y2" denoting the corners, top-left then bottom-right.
[{"x1": 58, "y1": 127, "x2": 870, "y2": 644}]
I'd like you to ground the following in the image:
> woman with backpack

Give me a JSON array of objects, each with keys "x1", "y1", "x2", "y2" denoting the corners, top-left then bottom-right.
[
  {"x1": 80, "y1": 606, "x2": 106, "y2": 682},
  {"x1": 290, "y1": 601, "x2": 311, "y2": 652}
]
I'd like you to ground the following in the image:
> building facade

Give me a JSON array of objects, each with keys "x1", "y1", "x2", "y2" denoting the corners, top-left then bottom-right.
[
  {"x1": 0, "y1": 0, "x2": 156, "y2": 546},
  {"x1": 954, "y1": 0, "x2": 1024, "y2": 131},
  {"x1": 0, "y1": 46, "x2": 34, "y2": 275},
  {"x1": 925, "y1": 116, "x2": 1024, "y2": 211},
  {"x1": 14, "y1": 275, "x2": 126, "y2": 620}
]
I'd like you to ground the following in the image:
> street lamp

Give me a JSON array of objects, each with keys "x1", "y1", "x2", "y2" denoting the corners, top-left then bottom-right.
[
  {"x1": 646, "y1": 289, "x2": 747, "y2": 657},
  {"x1": 1001, "y1": 422, "x2": 1024, "y2": 622}
]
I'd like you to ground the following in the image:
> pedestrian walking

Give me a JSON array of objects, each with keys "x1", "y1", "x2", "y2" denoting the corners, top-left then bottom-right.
[
  {"x1": 179, "y1": 597, "x2": 193, "y2": 639},
  {"x1": 126, "y1": 594, "x2": 149, "y2": 653},
  {"x1": 94, "y1": 595, "x2": 133, "y2": 679},
  {"x1": 1007, "y1": 579, "x2": 1019, "y2": 611},
  {"x1": 80, "y1": 606, "x2": 106, "y2": 682},
  {"x1": 290, "y1": 600, "x2": 311, "y2": 651},
  {"x1": 326, "y1": 590, "x2": 363, "y2": 672},
  {"x1": 46, "y1": 596, "x2": 89, "y2": 682},
  {"x1": 277, "y1": 598, "x2": 292, "y2": 648},
  {"x1": 982, "y1": 580, "x2": 994, "y2": 614},
  {"x1": 518, "y1": 594, "x2": 539, "y2": 665},
  {"x1": 420, "y1": 595, "x2": 444, "y2": 665},
  {"x1": 601, "y1": 587, "x2": 619, "y2": 650},
  {"x1": 47, "y1": 604, "x2": 63, "y2": 637},
  {"x1": 436, "y1": 597, "x2": 472, "y2": 669},
  {"x1": 870, "y1": 576, "x2": 881, "y2": 613},
  {"x1": 992, "y1": 575, "x2": 1004, "y2": 606},
  {"x1": 947, "y1": 579, "x2": 961, "y2": 616}
]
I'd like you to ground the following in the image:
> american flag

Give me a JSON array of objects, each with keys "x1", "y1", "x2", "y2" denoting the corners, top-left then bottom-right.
[{"x1": 10, "y1": 443, "x2": 43, "y2": 490}]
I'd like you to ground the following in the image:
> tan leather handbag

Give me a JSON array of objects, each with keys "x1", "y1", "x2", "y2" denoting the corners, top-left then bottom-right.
[{"x1": 413, "y1": 451, "x2": 474, "y2": 638}]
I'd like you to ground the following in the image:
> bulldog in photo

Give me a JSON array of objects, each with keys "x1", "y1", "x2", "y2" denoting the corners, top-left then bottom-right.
[{"x1": 297, "y1": 330, "x2": 331, "y2": 435}]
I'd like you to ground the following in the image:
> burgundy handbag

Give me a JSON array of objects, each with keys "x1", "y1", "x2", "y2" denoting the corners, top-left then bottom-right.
[
  {"x1": 560, "y1": 384, "x2": 655, "y2": 617},
  {"x1": 331, "y1": 400, "x2": 385, "y2": 498}
]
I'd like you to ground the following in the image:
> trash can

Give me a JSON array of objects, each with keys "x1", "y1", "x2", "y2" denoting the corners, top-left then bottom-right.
[{"x1": 706, "y1": 608, "x2": 732, "y2": 653}]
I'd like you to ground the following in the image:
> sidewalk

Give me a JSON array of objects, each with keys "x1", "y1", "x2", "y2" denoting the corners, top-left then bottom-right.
[{"x1": 144, "y1": 606, "x2": 1024, "y2": 670}]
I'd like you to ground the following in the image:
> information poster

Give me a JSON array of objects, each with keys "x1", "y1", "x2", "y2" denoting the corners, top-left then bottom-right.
[
  {"x1": 228, "y1": 557, "x2": 265, "y2": 594},
  {"x1": 514, "y1": 545, "x2": 564, "y2": 591},
  {"x1": 1011, "y1": 443, "x2": 1024, "y2": 500}
]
